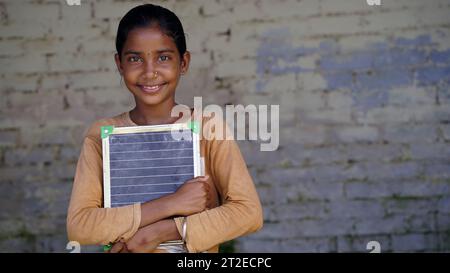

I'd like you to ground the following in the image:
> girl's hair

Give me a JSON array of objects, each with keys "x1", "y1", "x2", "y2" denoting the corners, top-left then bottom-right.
[{"x1": 115, "y1": 4, "x2": 186, "y2": 58}]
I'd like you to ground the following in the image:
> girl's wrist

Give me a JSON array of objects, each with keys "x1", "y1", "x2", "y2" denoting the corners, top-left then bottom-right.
[
  {"x1": 166, "y1": 194, "x2": 180, "y2": 216},
  {"x1": 156, "y1": 219, "x2": 182, "y2": 243}
]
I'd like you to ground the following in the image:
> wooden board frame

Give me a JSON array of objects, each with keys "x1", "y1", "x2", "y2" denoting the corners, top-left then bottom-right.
[{"x1": 101, "y1": 122, "x2": 201, "y2": 248}]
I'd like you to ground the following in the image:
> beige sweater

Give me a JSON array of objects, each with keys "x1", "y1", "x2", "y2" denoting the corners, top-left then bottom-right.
[{"x1": 66, "y1": 111, "x2": 263, "y2": 253}]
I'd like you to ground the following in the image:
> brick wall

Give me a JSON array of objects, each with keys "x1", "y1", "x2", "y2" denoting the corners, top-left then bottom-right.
[{"x1": 0, "y1": 0, "x2": 449, "y2": 252}]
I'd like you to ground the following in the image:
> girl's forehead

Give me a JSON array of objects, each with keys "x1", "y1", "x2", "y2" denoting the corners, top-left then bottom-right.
[{"x1": 124, "y1": 26, "x2": 177, "y2": 51}]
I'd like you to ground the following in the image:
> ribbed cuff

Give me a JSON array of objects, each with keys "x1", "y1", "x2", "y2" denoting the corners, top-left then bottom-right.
[
  {"x1": 126, "y1": 203, "x2": 141, "y2": 241},
  {"x1": 174, "y1": 216, "x2": 193, "y2": 252}
]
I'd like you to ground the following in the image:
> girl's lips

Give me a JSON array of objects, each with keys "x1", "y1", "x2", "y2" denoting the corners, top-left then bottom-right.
[{"x1": 138, "y1": 83, "x2": 166, "y2": 94}]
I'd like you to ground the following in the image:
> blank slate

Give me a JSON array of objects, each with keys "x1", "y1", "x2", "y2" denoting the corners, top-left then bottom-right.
[{"x1": 101, "y1": 122, "x2": 201, "y2": 209}]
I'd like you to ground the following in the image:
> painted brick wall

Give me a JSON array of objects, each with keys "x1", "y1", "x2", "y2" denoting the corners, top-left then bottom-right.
[{"x1": 0, "y1": 0, "x2": 449, "y2": 252}]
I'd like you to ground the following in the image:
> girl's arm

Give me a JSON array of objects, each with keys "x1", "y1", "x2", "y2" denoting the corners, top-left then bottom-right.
[
  {"x1": 125, "y1": 219, "x2": 181, "y2": 253},
  {"x1": 109, "y1": 219, "x2": 181, "y2": 253},
  {"x1": 67, "y1": 136, "x2": 140, "y2": 245},
  {"x1": 139, "y1": 176, "x2": 210, "y2": 228}
]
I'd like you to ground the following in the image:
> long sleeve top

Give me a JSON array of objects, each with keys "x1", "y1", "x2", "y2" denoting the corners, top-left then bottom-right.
[{"x1": 67, "y1": 111, "x2": 263, "y2": 253}]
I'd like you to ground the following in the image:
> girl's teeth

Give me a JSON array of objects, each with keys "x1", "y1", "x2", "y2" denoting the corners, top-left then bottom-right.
[{"x1": 143, "y1": 85, "x2": 159, "y2": 91}]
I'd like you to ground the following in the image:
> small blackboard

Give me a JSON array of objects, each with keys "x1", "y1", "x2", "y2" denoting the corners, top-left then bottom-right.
[
  {"x1": 101, "y1": 122, "x2": 201, "y2": 208},
  {"x1": 101, "y1": 122, "x2": 201, "y2": 248}
]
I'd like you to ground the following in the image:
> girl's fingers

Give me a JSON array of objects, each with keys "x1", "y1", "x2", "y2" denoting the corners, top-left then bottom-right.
[
  {"x1": 186, "y1": 175, "x2": 209, "y2": 183},
  {"x1": 110, "y1": 242, "x2": 124, "y2": 253},
  {"x1": 195, "y1": 175, "x2": 209, "y2": 181},
  {"x1": 120, "y1": 244, "x2": 130, "y2": 253}
]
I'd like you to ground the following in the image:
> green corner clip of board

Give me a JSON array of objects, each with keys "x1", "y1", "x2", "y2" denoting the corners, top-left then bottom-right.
[
  {"x1": 101, "y1": 126, "x2": 115, "y2": 139},
  {"x1": 103, "y1": 243, "x2": 112, "y2": 252},
  {"x1": 188, "y1": 121, "x2": 199, "y2": 134}
]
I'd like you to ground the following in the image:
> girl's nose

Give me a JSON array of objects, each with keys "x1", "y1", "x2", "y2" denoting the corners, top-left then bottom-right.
[{"x1": 143, "y1": 60, "x2": 157, "y2": 78}]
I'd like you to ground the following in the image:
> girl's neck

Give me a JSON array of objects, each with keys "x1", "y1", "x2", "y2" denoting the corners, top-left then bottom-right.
[{"x1": 130, "y1": 98, "x2": 181, "y2": 126}]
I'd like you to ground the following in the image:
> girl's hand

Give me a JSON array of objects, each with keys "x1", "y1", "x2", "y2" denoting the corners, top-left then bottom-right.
[
  {"x1": 125, "y1": 220, "x2": 180, "y2": 253},
  {"x1": 171, "y1": 175, "x2": 210, "y2": 216},
  {"x1": 125, "y1": 225, "x2": 161, "y2": 253},
  {"x1": 108, "y1": 240, "x2": 129, "y2": 253}
]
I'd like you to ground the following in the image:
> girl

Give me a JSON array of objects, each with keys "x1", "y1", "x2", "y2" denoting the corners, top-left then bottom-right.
[{"x1": 67, "y1": 3, "x2": 263, "y2": 253}]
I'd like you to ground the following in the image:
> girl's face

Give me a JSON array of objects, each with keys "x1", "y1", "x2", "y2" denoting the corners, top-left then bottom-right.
[{"x1": 115, "y1": 26, "x2": 190, "y2": 107}]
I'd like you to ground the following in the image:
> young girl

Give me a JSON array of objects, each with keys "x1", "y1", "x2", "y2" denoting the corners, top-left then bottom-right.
[{"x1": 67, "y1": 4, "x2": 263, "y2": 253}]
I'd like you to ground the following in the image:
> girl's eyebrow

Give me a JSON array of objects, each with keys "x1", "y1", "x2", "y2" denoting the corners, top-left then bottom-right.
[
  {"x1": 123, "y1": 49, "x2": 175, "y2": 55},
  {"x1": 156, "y1": 49, "x2": 175, "y2": 54},
  {"x1": 123, "y1": 50, "x2": 141, "y2": 56}
]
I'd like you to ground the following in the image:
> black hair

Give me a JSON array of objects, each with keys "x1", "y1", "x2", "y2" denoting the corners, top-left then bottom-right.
[{"x1": 115, "y1": 4, "x2": 186, "y2": 58}]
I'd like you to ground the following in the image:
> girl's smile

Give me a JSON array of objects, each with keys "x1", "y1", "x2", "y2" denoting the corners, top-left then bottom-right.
[{"x1": 138, "y1": 82, "x2": 167, "y2": 94}]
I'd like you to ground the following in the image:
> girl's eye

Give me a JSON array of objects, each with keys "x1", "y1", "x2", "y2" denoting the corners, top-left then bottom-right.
[
  {"x1": 128, "y1": 56, "x2": 142, "y2": 63},
  {"x1": 159, "y1": 55, "x2": 170, "y2": 62}
]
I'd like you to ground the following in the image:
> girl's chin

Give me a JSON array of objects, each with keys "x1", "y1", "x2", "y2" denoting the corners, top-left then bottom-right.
[{"x1": 132, "y1": 93, "x2": 173, "y2": 106}]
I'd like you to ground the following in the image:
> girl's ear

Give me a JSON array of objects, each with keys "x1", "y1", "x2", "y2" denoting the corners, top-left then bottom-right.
[
  {"x1": 114, "y1": 53, "x2": 124, "y2": 75},
  {"x1": 180, "y1": 51, "x2": 191, "y2": 75}
]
